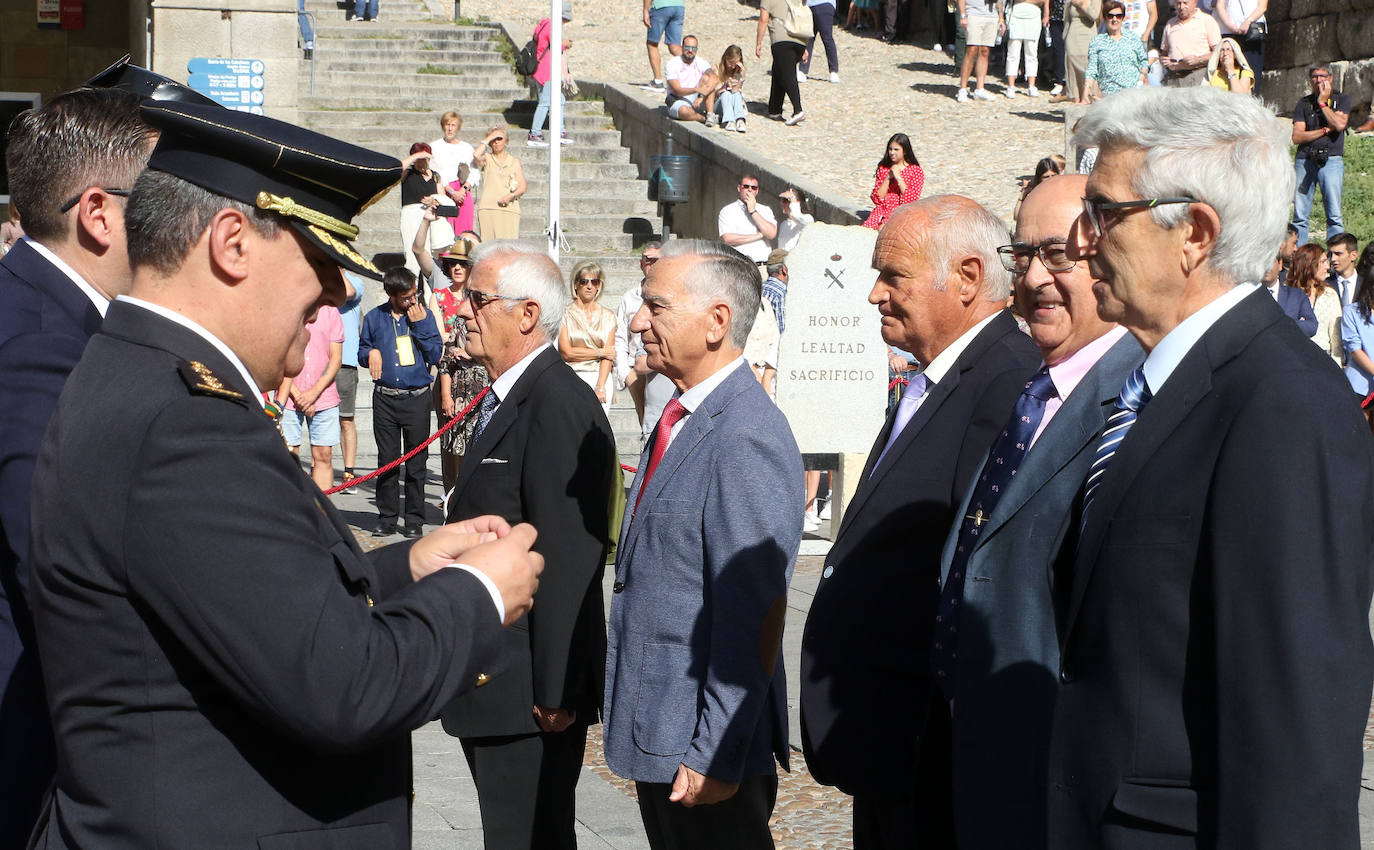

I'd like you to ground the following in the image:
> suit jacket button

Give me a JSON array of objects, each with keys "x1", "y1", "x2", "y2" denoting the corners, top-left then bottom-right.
[
  {"x1": 476, "y1": 673, "x2": 490, "y2": 687},
  {"x1": 613, "y1": 581, "x2": 626, "y2": 593},
  {"x1": 1059, "y1": 668, "x2": 1072, "y2": 684},
  {"x1": 822, "y1": 565, "x2": 834, "y2": 579}
]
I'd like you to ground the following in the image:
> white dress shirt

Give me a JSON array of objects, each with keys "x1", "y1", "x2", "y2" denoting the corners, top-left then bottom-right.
[
  {"x1": 662, "y1": 357, "x2": 750, "y2": 450},
  {"x1": 1142, "y1": 282, "x2": 1256, "y2": 395}
]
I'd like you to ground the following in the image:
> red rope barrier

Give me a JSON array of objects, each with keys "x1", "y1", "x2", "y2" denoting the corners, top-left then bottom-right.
[
  {"x1": 323, "y1": 386, "x2": 491, "y2": 496},
  {"x1": 888, "y1": 376, "x2": 910, "y2": 391}
]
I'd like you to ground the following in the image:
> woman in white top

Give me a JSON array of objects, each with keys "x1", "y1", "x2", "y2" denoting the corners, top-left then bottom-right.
[
  {"x1": 777, "y1": 186, "x2": 814, "y2": 250},
  {"x1": 558, "y1": 261, "x2": 617, "y2": 416}
]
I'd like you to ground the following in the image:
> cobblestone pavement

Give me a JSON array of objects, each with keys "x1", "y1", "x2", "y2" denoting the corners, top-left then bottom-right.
[{"x1": 466, "y1": 0, "x2": 1066, "y2": 221}]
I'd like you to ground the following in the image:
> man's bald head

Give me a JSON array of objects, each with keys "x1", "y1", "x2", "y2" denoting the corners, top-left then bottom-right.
[
  {"x1": 1013, "y1": 174, "x2": 1118, "y2": 364},
  {"x1": 868, "y1": 195, "x2": 1011, "y2": 364}
]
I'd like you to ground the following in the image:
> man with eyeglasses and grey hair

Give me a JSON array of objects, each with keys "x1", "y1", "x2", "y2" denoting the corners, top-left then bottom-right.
[
  {"x1": 1052, "y1": 85, "x2": 1374, "y2": 848},
  {"x1": 604, "y1": 239, "x2": 802, "y2": 848},
  {"x1": 439, "y1": 241, "x2": 617, "y2": 850},
  {"x1": 0, "y1": 84, "x2": 158, "y2": 845}
]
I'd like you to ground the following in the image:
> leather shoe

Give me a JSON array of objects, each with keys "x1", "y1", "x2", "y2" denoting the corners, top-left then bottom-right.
[
  {"x1": 402, "y1": 525, "x2": 423, "y2": 539},
  {"x1": 372, "y1": 525, "x2": 397, "y2": 538}
]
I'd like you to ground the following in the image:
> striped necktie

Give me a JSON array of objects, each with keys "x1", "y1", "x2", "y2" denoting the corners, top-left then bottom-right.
[
  {"x1": 1082, "y1": 365, "x2": 1151, "y2": 524},
  {"x1": 471, "y1": 390, "x2": 499, "y2": 441}
]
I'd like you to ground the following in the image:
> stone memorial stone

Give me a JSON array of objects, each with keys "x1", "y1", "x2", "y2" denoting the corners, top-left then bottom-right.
[{"x1": 775, "y1": 222, "x2": 887, "y2": 456}]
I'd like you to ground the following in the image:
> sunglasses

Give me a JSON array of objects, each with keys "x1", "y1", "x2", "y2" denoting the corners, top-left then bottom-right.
[
  {"x1": 59, "y1": 187, "x2": 130, "y2": 213},
  {"x1": 577, "y1": 277, "x2": 602, "y2": 285},
  {"x1": 1081, "y1": 195, "x2": 1194, "y2": 239},
  {"x1": 1105, "y1": 12, "x2": 1125, "y2": 18},
  {"x1": 740, "y1": 183, "x2": 759, "y2": 191},
  {"x1": 467, "y1": 288, "x2": 527, "y2": 310},
  {"x1": 641, "y1": 255, "x2": 659, "y2": 265}
]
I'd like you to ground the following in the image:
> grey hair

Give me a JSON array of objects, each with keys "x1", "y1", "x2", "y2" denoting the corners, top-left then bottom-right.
[
  {"x1": 917, "y1": 196, "x2": 1012, "y2": 301},
  {"x1": 1072, "y1": 86, "x2": 1293, "y2": 286},
  {"x1": 469, "y1": 240, "x2": 569, "y2": 341},
  {"x1": 659, "y1": 239, "x2": 760, "y2": 349},
  {"x1": 126, "y1": 170, "x2": 281, "y2": 276}
]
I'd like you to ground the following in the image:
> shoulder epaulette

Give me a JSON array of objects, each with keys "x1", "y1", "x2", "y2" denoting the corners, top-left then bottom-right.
[{"x1": 177, "y1": 359, "x2": 248, "y2": 404}]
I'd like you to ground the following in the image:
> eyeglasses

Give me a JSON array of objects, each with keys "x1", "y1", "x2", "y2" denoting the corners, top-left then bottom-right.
[
  {"x1": 1105, "y1": 12, "x2": 1124, "y2": 18},
  {"x1": 467, "y1": 288, "x2": 528, "y2": 310},
  {"x1": 577, "y1": 277, "x2": 602, "y2": 285},
  {"x1": 997, "y1": 241, "x2": 1077, "y2": 273},
  {"x1": 739, "y1": 183, "x2": 759, "y2": 191},
  {"x1": 1081, "y1": 195, "x2": 1194, "y2": 239},
  {"x1": 640, "y1": 255, "x2": 659, "y2": 265},
  {"x1": 59, "y1": 187, "x2": 130, "y2": 213}
]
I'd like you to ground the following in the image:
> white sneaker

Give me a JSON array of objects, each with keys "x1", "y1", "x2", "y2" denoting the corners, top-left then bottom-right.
[
  {"x1": 1005, "y1": 87, "x2": 1017, "y2": 98},
  {"x1": 803, "y1": 511, "x2": 821, "y2": 532},
  {"x1": 784, "y1": 110, "x2": 806, "y2": 125},
  {"x1": 932, "y1": 42, "x2": 942, "y2": 51},
  {"x1": 829, "y1": 71, "x2": 841, "y2": 83},
  {"x1": 1050, "y1": 82, "x2": 1064, "y2": 96},
  {"x1": 818, "y1": 500, "x2": 832, "y2": 520},
  {"x1": 1027, "y1": 85, "x2": 1041, "y2": 97},
  {"x1": 797, "y1": 68, "x2": 807, "y2": 82},
  {"x1": 972, "y1": 88, "x2": 996, "y2": 101},
  {"x1": 955, "y1": 88, "x2": 969, "y2": 103},
  {"x1": 735, "y1": 118, "x2": 747, "y2": 133}
]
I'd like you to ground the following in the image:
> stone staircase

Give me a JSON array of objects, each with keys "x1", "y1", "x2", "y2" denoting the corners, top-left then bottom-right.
[{"x1": 299, "y1": 0, "x2": 661, "y2": 458}]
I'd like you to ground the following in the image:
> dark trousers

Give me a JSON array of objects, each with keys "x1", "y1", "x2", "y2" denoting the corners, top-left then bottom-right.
[
  {"x1": 802, "y1": 3, "x2": 840, "y2": 73},
  {"x1": 853, "y1": 694, "x2": 955, "y2": 849},
  {"x1": 768, "y1": 41, "x2": 804, "y2": 116},
  {"x1": 1237, "y1": 33, "x2": 1265, "y2": 93},
  {"x1": 882, "y1": 0, "x2": 903, "y2": 37},
  {"x1": 1049, "y1": 19, "x2": 1066, "y2": 85},
  {"x1": 636, "y1": 772, "x2": 778, "y2": 850},
  {"x1": 372, "y1": 387, "x2": 431, "y2": 529},
  {"x1": 461, "y1": 725, "x2": 589, "y2": 850}
]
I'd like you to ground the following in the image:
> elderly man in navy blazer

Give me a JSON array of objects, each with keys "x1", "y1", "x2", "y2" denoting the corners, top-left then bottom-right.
[
  {"x1": 800, "y1": 196, "x2": 1040, "y2": 848},
  {"x1": 1053, "y1": 86, "x2": 1373, "y2": 848},
  {"x1": 604, "y1": 239, "x2": 802, "y2": 849},
  {"x1": 932, "y1": 174, "x2": 1143, "y2": 848},
  {"x1": 0, "y1": 87, "x2": 157, "y2": 846}
]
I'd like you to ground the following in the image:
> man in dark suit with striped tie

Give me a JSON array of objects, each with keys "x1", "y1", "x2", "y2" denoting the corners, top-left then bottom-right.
[{"x1": 1050, "y1": 85, "x2": 1374, "y2": 849}]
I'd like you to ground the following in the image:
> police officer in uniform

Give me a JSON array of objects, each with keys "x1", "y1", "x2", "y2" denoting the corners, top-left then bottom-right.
[{"x1": 26, "y1": 100, "x2": 542, "y2": 849}]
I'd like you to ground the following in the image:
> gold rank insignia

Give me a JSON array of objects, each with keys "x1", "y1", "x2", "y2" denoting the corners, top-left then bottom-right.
[
  {"x1": 307, "y1": 224, "x2": 381, "y2": 275},
  {"x1": 475, "y1": 673, "x2": 490, "y2": 687},
  {"x1": 177, "y1": 359, "x2": 247, "y2": 403}
]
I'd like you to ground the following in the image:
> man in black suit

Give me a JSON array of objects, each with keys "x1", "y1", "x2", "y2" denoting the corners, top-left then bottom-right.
[
  {"x1": 1053, "y1": 85, "x2": 1374, "y2": 847},
  {"x1": 799, "y1": 195, "x2": 1040, "y2": 848},
  {"x1": 440, "y1": 242, "x2": 616, "y2": 850},
  {"x1": 27, "y1": 100, "x2": 542, "y2": 849},
  {"x1": 0, "y1": 86, "x2": 156, "y2": 846},
  {"x1": 933, "y1": 174, "x2": 1143, "y2": 849}
]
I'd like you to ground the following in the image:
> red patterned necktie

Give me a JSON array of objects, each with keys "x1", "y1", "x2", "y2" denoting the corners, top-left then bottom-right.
[{"x1": 634, "y1": 398, "x2": 689, "y2": 513}]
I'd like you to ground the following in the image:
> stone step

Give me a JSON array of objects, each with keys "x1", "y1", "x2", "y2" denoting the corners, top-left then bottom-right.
[
  {"x1": 300, "y1": 92, "x2": 528, "y2": 110},
  {"x1": 310, "y1": 45, "x2": 504, "y2": 62},
  {"x1": 318, "y1": 130, "x2": 631, "y2": 161},
  {"x1": 305, "y1": 69, "x2": 520, "y2": 88},
  {"x1": 314, "y1": 24, "x2": 498, "y2": 40},
  {"x1": 306, "y1": 58, "x2": 512, "y2": 74}
]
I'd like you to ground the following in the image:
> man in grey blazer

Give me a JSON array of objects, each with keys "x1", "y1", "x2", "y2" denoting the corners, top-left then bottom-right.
[
  {"x1": 604, "y1": 239, "x2": 803, "y2": 848},
  {"x1": 934, "y1": 174, "x2": 1143, "y2": 848}
]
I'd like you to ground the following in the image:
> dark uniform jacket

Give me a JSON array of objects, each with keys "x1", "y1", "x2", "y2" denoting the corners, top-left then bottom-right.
[
  {"x1": 29, "y1": 301, "x2": 506, "y2": 849},
  {"x1": 442, "y1": 346, "x2": 616, "y2": 736}
]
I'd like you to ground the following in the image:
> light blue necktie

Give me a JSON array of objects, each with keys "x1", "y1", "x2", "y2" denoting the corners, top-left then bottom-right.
[
  {"x1": 1081, "y1": 365, "x2": 1151, "y2": 524},
  {"x1": 471, "y1": 390, "x2": 498, "y2": 440}
]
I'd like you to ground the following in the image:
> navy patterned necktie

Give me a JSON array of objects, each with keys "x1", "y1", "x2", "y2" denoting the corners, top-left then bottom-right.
[
  {"x1": 471, "y1": 389, "x2": 499, "y2": 441},
  {"x1": 1081, "y1": 365, "x2": 1151, "y2": 526},
  {"x1": 931, "y1": 366, "x2": 1056, "y2": 702}
]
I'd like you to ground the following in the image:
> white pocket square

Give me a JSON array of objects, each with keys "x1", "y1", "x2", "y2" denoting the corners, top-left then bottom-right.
[{"x1": 480, "y1": 457, "x2": 509, "y2": 465}]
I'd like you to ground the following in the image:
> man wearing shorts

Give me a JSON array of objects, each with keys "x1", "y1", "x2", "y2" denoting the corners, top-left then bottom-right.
[
  {"x1": 644, "y1": 0, "x2": 685, "y2": 92},
  {"x1": 955, "y1": 0, "x2": 1004, "y2": 101},
  {"x1": 664, "y1": 35, "x2": 715, "y2": 123},
  {"x1": 338, "y1": 272, "x2": 366, "y2": 492},
  {"x1": 278, "y1": 305, "x2": 344, "y2": 493}
]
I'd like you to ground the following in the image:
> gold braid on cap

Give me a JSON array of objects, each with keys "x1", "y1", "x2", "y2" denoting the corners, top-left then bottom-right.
[{"x1": 255, "y1": 191, "x2": 360, "y2": 240}]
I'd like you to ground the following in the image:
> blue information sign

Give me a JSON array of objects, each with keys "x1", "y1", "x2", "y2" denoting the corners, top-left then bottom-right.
[{"x1": 187, "y1": 58, "x2": 267, "y2": 114}]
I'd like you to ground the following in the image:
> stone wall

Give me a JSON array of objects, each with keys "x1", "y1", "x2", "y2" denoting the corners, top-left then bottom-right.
[
  {"x1": 584, "y1": 81, "x2": 865, "y2": 243},
  {"x1": 0, "y1": 0, "x2": 146, "y2": 98},
  {"x1": 1262, "y1": 0, "x2": 1374, "y2": 121},
  {"x1": 150, "y1": 0, "x2": 302, "y2": 123}
]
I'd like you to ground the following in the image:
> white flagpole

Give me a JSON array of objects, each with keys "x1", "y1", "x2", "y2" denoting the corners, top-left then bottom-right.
[{"x1": 548, "y1": 0, "x2": 563, "y2": 263}]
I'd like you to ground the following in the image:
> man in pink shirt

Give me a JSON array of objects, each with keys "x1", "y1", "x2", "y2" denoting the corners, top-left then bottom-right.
[
  {"x1": 1160, "y1": 0, "x2": 1220, "y2": 84},
  {"x1": 277, "y1": 305, "x2": 344, "y2": 491},
  {"x1": 929, "y1": 173, "x2": 1144, "y2": 847}
]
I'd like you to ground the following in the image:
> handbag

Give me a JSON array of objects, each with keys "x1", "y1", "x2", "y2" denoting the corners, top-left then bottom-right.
[
  {"x1": 782, "y1": 0, "x2": 814, "y2": 40},
  {"x1": 1244, "y1": 20, "x2": 1266, "y2": 41}
]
